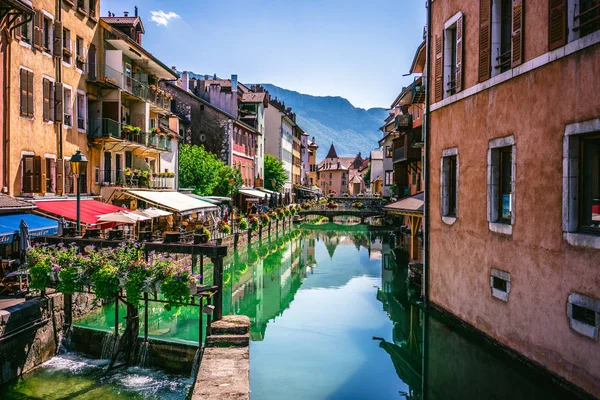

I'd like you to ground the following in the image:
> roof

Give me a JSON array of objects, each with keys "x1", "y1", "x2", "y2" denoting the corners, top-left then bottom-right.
[
  {"x1": 0, "y1": 195, "x2": 35, "y2": 212},
  {"x1": 125, "y1": 190, "x2": 218, "y2": 214},
  {"x1": 35, "y1": 199, "x2": 126, "y2": 226},
  {"x1": 409, "y1": 41, "x2": 426, "y2": 74},
  {"x1": 101, "y1": 16, "x2": 144, "y2": 33},
  {"x1": 0, "y1": 213, "x2": 58, "y2": 243},
  {"x1": 241, "y1": 92, "x2": 267, "y2": 103},
  {"x1": 384, "y1": 192, "x2": 424, "y2": 215},
  {"x1": 325, "y1": 144, "x2": 338, "y2": 159}
]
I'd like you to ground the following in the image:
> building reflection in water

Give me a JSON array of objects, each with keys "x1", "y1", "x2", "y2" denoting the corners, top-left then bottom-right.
[{"x1": 375, "y1": 232, "x2": 588, "y2": 400}]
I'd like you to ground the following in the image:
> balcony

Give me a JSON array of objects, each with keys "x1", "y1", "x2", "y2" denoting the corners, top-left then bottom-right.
[
  {"x1": 89, "y1": 118, "x2": 172, "y2": 152},
  {"x1": 89, "y1": 64, "x2": 171, "y2": 112},
  {"x1": 99, "y1": 169, "x2": 175, "y2": 190},
  {"x1": 394, "y1": 114, "x2": 413, "y2": 131},
  {"x1": 393, "y1": 129, "x2": 421, "y2": 164}
]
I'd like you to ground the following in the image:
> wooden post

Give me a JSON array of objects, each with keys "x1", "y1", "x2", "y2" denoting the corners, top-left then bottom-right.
[
  {"x1": 199, "y1": 296, "x2": 203, "y2": 348},
  {"x1": 143, "y1": 292, "x2": 149, "y2": 341},
  {"x1": 409, "y1": 215, "x2": 422, "y2": 261},
  {"x1": 211, "y1": 256, "x2": 224, "y2": 321}
]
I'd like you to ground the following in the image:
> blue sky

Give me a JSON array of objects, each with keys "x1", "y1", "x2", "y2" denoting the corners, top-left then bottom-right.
[{"x1": 101, "y1": 0, "x2": 426, "y2": 110}]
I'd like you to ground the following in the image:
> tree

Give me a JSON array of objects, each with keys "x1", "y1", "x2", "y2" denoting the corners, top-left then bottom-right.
[
  {"x1": 178, "y1": 144, "x2": 223, "y2": 195},
  {"x1": 212, "y1": 166, "x2": 243, "y2": 197},
  {"x1": 264, "y1": 154, "x2": 288, "y2": 191},
  {"x1": 363, "y1": 163, "x2": 371, "y2": 187}
]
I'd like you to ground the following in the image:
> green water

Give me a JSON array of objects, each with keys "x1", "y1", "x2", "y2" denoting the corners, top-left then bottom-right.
[
  {"x1": 3, "y1": 225, "x2": 588, "y2": 399},
  {"x1": 0, "y1": 353, "x2": 191, "y2": 399}
]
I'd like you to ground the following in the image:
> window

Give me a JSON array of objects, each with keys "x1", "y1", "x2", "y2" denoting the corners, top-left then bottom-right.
[
  {"x1": 63, "y1": 87, "x2": 73, "y2": 126},
  {"x1": 385, "y1": 171, "x2": 394, "y2": 186},
  {"x1": 567, "y1": 293, "x2": 599, "y2": 340},
  {"x1": 20, "y1": 68, "x2": 34, "y2": 117},
  {"x1": 21, "y1": 155, "x2": 43, "y2": 194},
  {"x1": 436, "y1": 12, "x2": 463, "y2": 101},
  {"x1": 62, "y1": 28, "x2": 72, "y2": 65},
  {"x1": 89, "y1": 0, "x2": 97, "y2": 18},
  {"x1": 385, "y1": 146, "x2": 393, "y2": 158},
  {"x1": 77, "y1": 0, "x2": 86, "y2": 12},
  {"x1": 579, "y1": 134, "x2": 600, "y2": 233},
  {"x1": 20, "y1": 17, "x2": 32, "y2": 43},
  {"x1": 441, "y1": 148, "x2": 458, "y2": 220},
  {"x1": 479, "y1": 0, "x2": 523, "y2": 82},
  {"x1": 42, "y1": 15, "x2": 51, "y2": 52},
  {"x1": 42, "y1": 78, "x2": 54, "y2": 122},
  {"x1": 76, "y1": 91, "x2": 86, "y2": 130},
  {"x1": 444, "y1": 23, "x2": 457, "y2": 96},
  {"x1": 490, "y1": 269, "x2": 511, "y2": 302},
  {"x1": 488, "y1": 136, "x2": 515, "y2": 234},
  {"x1": 577, "y1": 0, "x2": 600, "y2": 38},
  {"x1": 45, "y1": 158, "x2": 55, "y2": 193},
  {"x1": 75, "y1": 36, "x2": 84, "y2": 70}
]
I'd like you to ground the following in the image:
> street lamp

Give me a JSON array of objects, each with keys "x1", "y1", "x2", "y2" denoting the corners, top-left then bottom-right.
[{"x1": 70, "y1": 150, "x2": 88, "y2": 233}]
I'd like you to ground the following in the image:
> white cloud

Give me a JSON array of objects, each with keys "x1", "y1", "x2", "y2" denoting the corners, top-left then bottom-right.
[{"x1": 149, "y1": 10, "x2": 180, "y2": 27}]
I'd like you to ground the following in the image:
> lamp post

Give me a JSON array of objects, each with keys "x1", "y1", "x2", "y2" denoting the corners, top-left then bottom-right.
[{"x1": 70, "y1": 150, "x2": 88, "y2": 234}]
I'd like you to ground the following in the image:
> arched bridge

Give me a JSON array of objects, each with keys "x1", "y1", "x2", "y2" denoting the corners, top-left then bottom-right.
[{"x1": 299, "y1": 207, "x2": 384, "y2": 224}]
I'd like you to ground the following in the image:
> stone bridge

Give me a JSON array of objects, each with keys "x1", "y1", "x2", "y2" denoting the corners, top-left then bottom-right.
[{"x1": 299, "y1": 207, "x2": 384, "y2": 224}]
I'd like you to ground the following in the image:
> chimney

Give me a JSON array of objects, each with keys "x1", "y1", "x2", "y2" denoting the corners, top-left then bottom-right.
[
  {"x1": 231, "y1": 74, "x2": 238, "y2": 92},
  {"x1": 124, "y1": 11, "x2": 129, "y2": 17},
  {"x1": 204, "y1": 75, "x2": 209, "y2": 81},
  {"x1": 171, "y1": 66, "x2": 177, "y2": 73},
  {"x1": 134, "y1": 6, "x2": 138, "y2": 17},
  {"x1": 182, "y1": 71, "x2": 189, "y2": 92},
  {"x1": 108, "y1": 10, "x2": 111, "y2": 16},
  {"x1": 213, "y1": 74, "x2": 217, "y2": 79}
]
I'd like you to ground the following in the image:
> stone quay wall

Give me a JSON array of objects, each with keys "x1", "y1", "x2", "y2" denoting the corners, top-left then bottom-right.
[{"x1": 0, "y1": 292, "x2": 97, "y2": 384}]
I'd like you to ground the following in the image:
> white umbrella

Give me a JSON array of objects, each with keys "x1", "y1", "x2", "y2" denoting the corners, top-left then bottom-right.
[
  {"x1": 140, "y1": 207, "x2": 172, "y2": 218},
  {"x1": 97, "y1": 210, "x2": 150, "y2": 224}
]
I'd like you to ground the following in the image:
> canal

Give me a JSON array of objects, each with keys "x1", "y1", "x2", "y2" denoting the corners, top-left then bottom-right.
[{"x1": 1, "y1": 225, "x2": 586, "y2": 399}]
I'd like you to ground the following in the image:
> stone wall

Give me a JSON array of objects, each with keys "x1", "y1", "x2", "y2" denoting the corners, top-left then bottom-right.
[{"x1": 0, "y1": 292, "x2": 97, "y2": 384}]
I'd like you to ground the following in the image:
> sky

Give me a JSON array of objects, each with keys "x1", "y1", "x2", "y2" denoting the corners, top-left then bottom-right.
[{"x1": 101, "y1": 0, "x2": 426, "y2": 110}]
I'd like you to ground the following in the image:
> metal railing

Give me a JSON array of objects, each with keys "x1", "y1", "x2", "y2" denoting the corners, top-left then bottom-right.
[
  {"x1": 99, "y1": 64, "x2": 171, "y2": 111},
  {"x1": 100, "y1": 169, "x2": 175, "y2": 189},
  {"x1": 89, "y1": 118, "x2": 171, "y2": 151}
]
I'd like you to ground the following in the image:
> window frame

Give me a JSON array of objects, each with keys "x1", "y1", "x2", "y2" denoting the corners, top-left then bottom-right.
[
  {"x1": 441, "y1": 147, "x2": 459, "y2": 224},
  {"x1": 76, "y1": 90, "x2": 86, "y2": 132},
  {"x1": 75, "y1": 36, "x2": 84, "y2": 71},
  {"x1": 62, "y1": 27, "x2": 72, "y2": 66},
  {"x1": 578, "y1": 133, "x2": 600, "y2": 234},
  {"x1": 563, "y1": 119, "x2": 600, "y2": 249},
  {"x1": 567, "y1": 293, "x2": 599, "y2": 340},
  {"x1": 490, "y1": 269, "x2": 511, "y2": 302},
  {"x1": 487, "y1": 135, "x2": 516, "y2": 235},
  {"x1": 42, "y1": 76, "x2": 55, "y2": 123},
  {"x1": 63, "y1": 84, "x2": 73, "y2": 127}
]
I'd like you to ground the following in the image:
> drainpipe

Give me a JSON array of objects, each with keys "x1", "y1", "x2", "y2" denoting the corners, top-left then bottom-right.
[
  {"x1": 3, "y1": 27, "x2": 12, "y2": 193},
  {"x1": 56, "y1": 0, "x2": 63, "y2": 160},
  {"x1": 422, "y1": 0, "x2": 432, "y2": 398},
  {"x1": 423, "y1": 0, "x2": 432, "y2": 308}
]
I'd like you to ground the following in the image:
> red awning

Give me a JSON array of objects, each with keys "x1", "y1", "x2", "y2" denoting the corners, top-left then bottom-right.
[{"x1": 35, "y1": 199, "x2": 126, "y2": 226}]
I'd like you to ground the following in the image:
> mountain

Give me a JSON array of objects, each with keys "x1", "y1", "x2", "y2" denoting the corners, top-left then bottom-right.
[
  {"x1": 259, "y1": 84, "x2": 387, "y2": 160},
  {"x1": 180, "y1": 72, "x2": 387, "y2": 160}
]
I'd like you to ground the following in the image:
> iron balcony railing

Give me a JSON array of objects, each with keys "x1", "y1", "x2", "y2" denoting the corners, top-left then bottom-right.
[
  {"x1": 92, "y1": 63, "x2": 171, "y2": 111},
  {"x1": 89, "y1": 118, "x2": 172, "y2": 151},
  {"x1": 100, "y1": 169, "x2": 175, "y2": 189}
]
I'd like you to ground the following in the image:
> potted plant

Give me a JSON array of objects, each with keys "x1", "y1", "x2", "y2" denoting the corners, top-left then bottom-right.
[
  {"x1": 161, "y1": 264, "x2": 196, "y2": 310},
  {"x1": 124, "y1": 167, "x2": 133, "y2": 177},
  {"x1": 239, "y1": 217, "x2": 248, "y2": 231},
  {"x1": 260, "y1": 212, "x2": 270, "y2": 225},
  {"x1": 249, "y1": 216, "x2": 259, "y2": 231},
  {"x1": 194, "y1": 227, "x2": 211, "y2": 244},
  {"x1": 91, "y1": 264, "x2": 120, "y2": 300},
  {"x1": 218, "y1": 220, "x2": 231, "y2": 235}
]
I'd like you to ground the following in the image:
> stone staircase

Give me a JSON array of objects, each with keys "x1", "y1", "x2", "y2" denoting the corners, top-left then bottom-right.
[{"x1": 192, "y1": 315, "x2": 250, "y2": 400}]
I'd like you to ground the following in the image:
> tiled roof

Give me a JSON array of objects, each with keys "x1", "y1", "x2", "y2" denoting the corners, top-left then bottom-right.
[
  {"x1": 101, "y1": 16, "x2": 142, "y2": 27},
  {"x1": 0, "y1": 195, "x2": 34, "y2": 211},
  {"x1": 325, "y1": 144, "x2": 338, "y2": 159},
  {"x1": 242, "y1": 92, "x2": 267, "y2": 103}
]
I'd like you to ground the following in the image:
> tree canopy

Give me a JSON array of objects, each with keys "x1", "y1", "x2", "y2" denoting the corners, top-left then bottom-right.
[
  {"x1": 179, "y1": 144, "x2": 241, "y2": 196},
  {"x1": 264, "y1": 154, "x2": 288, "y2": 191}
]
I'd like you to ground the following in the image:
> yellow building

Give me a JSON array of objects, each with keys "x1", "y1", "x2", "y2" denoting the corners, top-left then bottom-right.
[
  {"x1": 307, "y1": 137, "x2": 318, "y2": 187},
  {"x1": 292, "y1": 125, "x2": 302, "y2": 186},
  {"x1": 6, "y1": 0, "x2": 100, "y2": 196}
]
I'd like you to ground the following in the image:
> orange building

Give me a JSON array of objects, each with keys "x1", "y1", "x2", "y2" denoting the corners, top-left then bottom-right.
[{"x1": 428, "y1": 0, "x2": 600, "y2": 396}]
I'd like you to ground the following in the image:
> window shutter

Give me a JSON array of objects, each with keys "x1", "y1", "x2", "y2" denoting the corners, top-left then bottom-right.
[
  {"x1": 434, "y1": 34, "x2": 443, "y2": 103},
  {"x1": 456, "y1": 15, "x2": 464, "y2": 93},
  {"x1": 56, "y1": 159, "x2": 64, "y2": 194},
  {"x1": 22, "y1": 156, "x2": 33, "y2": 193},
  {"x1": 33, "y1": 156, "x2": 43, "y2": 193},
  {"x1": 88, "y1": 43, "x2": 96, "y2": 80},
  {"x1": 33, "y1": 9, "x2": 42, "y2": 49},
  {"x1": 511, "y1": 0, "x2": 524, "y2": 68},
  {"x1": 53, "y1": 20, "x2": 62, "y2": 57},
  {"x1": 54, "y1": 82, "x2": 63, "y2": 122},
  {"x1": 548, "y1": 0, "x2": 567, "y2": 50},
  {"x1": 20, "y1": 69, "x2": 28, "y2": 116},
  {"x1": 27, "y1": 70, "x2": 34, "y2": 117},
  {"x1": 479, "y1": 0, "x2": 492, "y2": 82},
  {"x1": 14, "y1": 16, "x2": 22, "y2": 40},
  {"x1": 43, "y1": 79, "x2": 50, "y2": 121}
]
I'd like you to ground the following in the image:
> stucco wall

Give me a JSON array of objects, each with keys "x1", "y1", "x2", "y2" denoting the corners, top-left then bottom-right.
[{"x1": 428, "y1": 39, "x2": 600, "y2": 397}]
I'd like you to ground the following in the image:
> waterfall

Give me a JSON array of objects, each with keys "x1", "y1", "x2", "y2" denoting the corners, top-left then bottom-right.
[
  {"x1": 101, "y1": 333, "x2": 121, "y2": 359},
  {"x1": 136, "y1": 340, "x2": 150, "y2": 368},
  {"x1": 190, "y1": 348, "x2": 203, "y2": 379}
]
